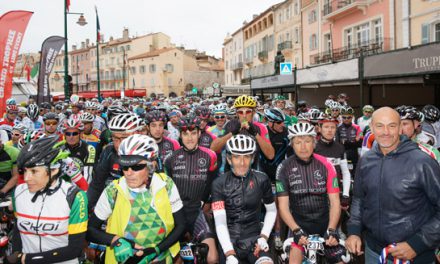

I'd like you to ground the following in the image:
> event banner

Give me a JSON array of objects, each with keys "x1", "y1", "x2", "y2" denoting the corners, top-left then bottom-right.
[
  {"x1": 0, "y1": 11, "x2": 33, "y2": 114},
  {"x1": 37, "y1": 36, "x2": 65, "y2": 105}
]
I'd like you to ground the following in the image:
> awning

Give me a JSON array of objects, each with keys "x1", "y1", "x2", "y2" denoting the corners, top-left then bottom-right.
[{"x1": 53, "y1": 89, "x2": 147, "y2": 101}]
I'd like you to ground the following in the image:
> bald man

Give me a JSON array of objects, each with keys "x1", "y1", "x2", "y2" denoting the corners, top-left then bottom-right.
[{"x1": 345, "y1": 107, "x2": 440, "y2": 264}]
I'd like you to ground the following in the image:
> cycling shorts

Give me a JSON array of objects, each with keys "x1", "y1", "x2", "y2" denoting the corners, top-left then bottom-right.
[{"x1": 187, "y1": 211, "x2": 215, "y2": 242}]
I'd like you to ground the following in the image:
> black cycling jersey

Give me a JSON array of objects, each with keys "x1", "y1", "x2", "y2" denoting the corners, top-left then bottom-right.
[
  {"x1": 87, "y1": 143, "x2": 122, "y2": 211},
  {"x1": 164, "y1": 146, "x2": 217, "y2": 226},
  {"x1": 63, "y1": 140, "x2": 96, "y2": 183},
  {"x1": 336, "y1": 123, "x2": 361, "y2": 168},
  {"x1": 211, "y1": 170, "x2": 273, "y2": 240},
  {"x1": 198, "y1": 130, "x2": 215, "y2": 149},
  {"x1": 260, "y1": 126, "x2": 289, "y2": 182},
  {"x1": 156, "y1": 136, "x2": 180, "y2": 172},
  {"x1": 276, "y1": 153, "x2": 339, "y2": 228},
  {"x1": 314, "y1": 138, "x2": 345, "y2": 177}
]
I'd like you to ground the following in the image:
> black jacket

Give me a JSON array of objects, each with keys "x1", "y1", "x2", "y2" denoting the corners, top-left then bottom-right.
[{"x1": 347, "y1": 136, "x2": 440, "y2": 263}]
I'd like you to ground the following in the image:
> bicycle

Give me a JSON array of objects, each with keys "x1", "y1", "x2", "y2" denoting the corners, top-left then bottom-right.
[
  {"x1": 282, "y1": 235, "x2": 351, "y2": 264},
  {"x1": 179, "y1": 242, "x2": 209, "y2": 264}
]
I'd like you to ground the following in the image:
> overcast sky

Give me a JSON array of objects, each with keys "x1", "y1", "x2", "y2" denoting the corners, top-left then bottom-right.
[{"x1": 1, "y1": 0, "x2": 279, "y2": 58}]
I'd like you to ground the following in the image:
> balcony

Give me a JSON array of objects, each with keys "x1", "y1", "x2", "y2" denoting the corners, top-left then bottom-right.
[
  {"x1": 311, "y1": 37, "x2": 392, "y2": 65},
  {"x1": 232, "y1": 62, "x2": 244, "y2": 71},
  {"x1": 323, "y1": 0, "x2": 369, "y2": 21},
  {"x1": 244, "y1": 56, "x2": 253, "y2": 66},
  {"x1": 278, "y1": 41, "x2": 293, "y2": 51},
  {"x1": 258, "y1": 50, "x2": 268, "y2": 62}
]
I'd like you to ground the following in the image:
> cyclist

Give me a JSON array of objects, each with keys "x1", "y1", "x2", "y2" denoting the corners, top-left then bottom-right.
[
  {"x1": 11, "y1": 135, "x2": 88, "y2": 264},
  {"x1": 207, "y1": 105, "x2": 228, "y2": 173},
  {"x1": 55, "y1": 103, "x2": 67, "y2": 125},
  {"x1": 87, "y1": 134, "x2": 185, "y2": 264},
  {"x1": 167, "y1": 110, "x2": 181, "y2": 141},
  {"x1": 356, "y1": 105, "x2": 374, "y2": 134},
  {"x1": 22, "y1": 104, "x2": 44, "y2": 131},
  {"x1": 87, "y1": 113, "x2": 141, "y2": 211},
  {"x1": 0, "y1": 105, "x2": 19, "y2": 127},
  {"x1": 336, "y1": 106, "x2": 361, "y2": 171},
  {"x1": 146, "y1": 110, "x2": 180, "y2": 172},
  {"x1": 42, "y1": 112, "x2": 63, "y2": 138},
  {"x1": 80, "y1": 112, "x2": 101, "y2": 151},
  {"x1": 7, "y1": 124, "x2": 27, "y2": 148},
  {"x1": 97, "y1": 104, "x2": 129, "y2": 155},
  {"x1": 0, "y1": 129, "x2": 19, "y2": 197},
  {"x1": 164, "y1": 115, "x2": 219, "y2": 264},
  {"x1": 211, "y1": 95, "x2": 274, "y2": 172},
  {"x1": 212, "y1": 135, "x2": 276, "y2": 264},
  {"x1": 276, "y1": 123, "x2": 343, "y2": 264},
  {"x1": 195, "y1": 106, "x2": 217, "y2": 149},
  {"x1": 422, "y1": 104, "x2": 440, "y2": 149}
]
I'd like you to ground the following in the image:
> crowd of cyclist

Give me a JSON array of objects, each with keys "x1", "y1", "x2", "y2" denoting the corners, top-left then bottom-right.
[{"x1": 0, "y1": 92, "x2": 438, "y2": 264}]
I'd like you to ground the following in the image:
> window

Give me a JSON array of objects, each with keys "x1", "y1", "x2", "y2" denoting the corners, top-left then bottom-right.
[
  {"x1": 165, "y1": 64, "x2": 174, "y2": 72},
  {"x1": 279, "y1": 13, "x2": 283, "y2": 24},
  {"x1": 356, "y1": 23, "x2": 370, "y2": 45},
  {"x1": 373, "y1": 19, "x2": 382, "y2": 42},
  {"x1": 422, "y1": 24, "x2": 430, "y2": 44},
  {"x1": 126, "y1": 45, "x2": 130, "y2": 51},
  {"x1": 324, "y1": 33, "x2": 331, "y2": 52},
  {"x1": 309, "y1": 34, "x2": 317, "y2": 50},
  {"x1": 345, "y1": 29, "x2": 353, "y2": 49},
  {"x1": 294, "y1": 0, "x2": 299, "y2": 15},
  {"x1": 295, "y1": 27, "x2": 300, "y2": 43},
  {"x1": 309, "y1": 10, "x2": 317, "y2": 24},
  {"x1": 139, "y1": 65, "x2": 146, "y2": 74},
  {"x1": 268, "y1": 35, "x2": 274, "y2": 51},
  {"x1": 436, "y1": 23, "x2": 440, "y2": 41},
  {"x1": 130, "y1": 66, "x2": 136, "y2": 74},
  {"x1": 286, "y1": 32, "x2": 290, "y2": 41},
  {"x1": 225, "y1": 61, "x2": 228, "y2": 70},
  {"x1": 149, "y1": 64, "x2": 156, "y2": 73}
]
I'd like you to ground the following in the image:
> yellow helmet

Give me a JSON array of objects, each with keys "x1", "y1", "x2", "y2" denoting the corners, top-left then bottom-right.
[{"x1": 234, "y1": 95, "x2": 257, "y2": 109}]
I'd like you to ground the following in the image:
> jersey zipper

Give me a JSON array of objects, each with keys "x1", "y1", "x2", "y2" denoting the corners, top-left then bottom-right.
[
  {"x1": 36, "y1": 194, "x2": 47, "y2": 253},
  {"x1": 378, "y1": 157, "x2": 384, "y2": 243}
]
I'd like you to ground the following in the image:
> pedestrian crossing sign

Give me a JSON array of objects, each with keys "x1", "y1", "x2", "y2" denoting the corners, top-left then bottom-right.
[{"x1": 280, "y1": 62, "x2": 292, "y2": 75}]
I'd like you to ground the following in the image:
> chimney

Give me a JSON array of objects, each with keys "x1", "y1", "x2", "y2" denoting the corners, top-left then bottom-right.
[
  {"x1": 81, "y1": 42, "x2": 85, "y2": 49},
  {"x1": 86, "y1": 38, "x2": 90, "y2": 47},
  {"x1": 123, "y1": 28, "x2": 129, "y2": 40},
  {"x1": 72, "y1": 45, "x2": 77, "y2": 50}
]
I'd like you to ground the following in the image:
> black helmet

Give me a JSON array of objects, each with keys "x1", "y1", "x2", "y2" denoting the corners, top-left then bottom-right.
[
  {"x1": 145, "y1": 110, "x2": 167, "y2": 124},
  {"x1": 27, "y1": 104, "x2": 39, "y2": 120},
  {"x1": 195, "y1": 106, "x2": 211, "y2": 119},
  {"x1": 396, "y1": 105, "x2": 423, "y2": 121},
  {"x1": 178, "y1": 114, "x2": 200, "y2": 131},
  {"x1": 422, "y1": 105, "x2": 440, "y2": 123},
  {"x1": 264, "y1": 108, "x2": 285, "y2": 122},
  {"x1": 43, "y1": 112, "x2": 60, "y2": 122},
  {"x1": 17, "y1": 135, "x2": 68, "y2": 169},
  {"x1": 40, "y1": 102, "x2": 52, "y2": 110}
]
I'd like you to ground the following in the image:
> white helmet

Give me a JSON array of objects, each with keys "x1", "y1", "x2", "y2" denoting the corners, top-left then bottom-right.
[
  {"x1": 108, "y1": 113, "x2": 140, "y2": 133},
  {"x1": 80, "y1": 112, "x2": 95, "y2": 123},
  {"x1": 226, "y1": 134, "x2": 256, "y2": 155},
  {"x1": 288, "y1": 123, "x2": 316, "y2": 140},
  {"x1": 118, "y1": 134, "x2": 158, "y2": 163}
]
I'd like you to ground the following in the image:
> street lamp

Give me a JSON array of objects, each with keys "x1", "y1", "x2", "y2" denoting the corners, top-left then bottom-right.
[{"x1": 64, "y1": 0, "x2": 87, "y2": 102}]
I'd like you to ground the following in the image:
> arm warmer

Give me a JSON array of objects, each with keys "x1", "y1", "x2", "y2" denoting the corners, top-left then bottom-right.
[
  {"x1": 86, "y1": 212, "x2": 115, "y2": 246},
  {"x1": 339, "y1": 159, "x2": 352, "y2": 197},
  {"x1": 213, "y1": 208, "x2": 234, "y2": 253},
  {"x1": 24, "y1": 233, "x2": 85, "y2": 264},
  {"x1": 157, "y1": 208, "x2": 186, "y2": 253},
  {"x1": 260, "y1": 202, "x2": 277, "y2": 238}
]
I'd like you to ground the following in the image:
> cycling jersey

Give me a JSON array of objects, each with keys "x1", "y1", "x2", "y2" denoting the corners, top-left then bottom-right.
[
  {"x1": 12, "y1": 180, "x2": 88, "y2": 264},
  {"x1": 21, "y1": 116, "x2": 44, "y2": 131},
  {"x1": 0, "y1": 118, "x2": 15, "y2": 127},
  {"x1": 164, "y1": 146, "x2": 217, "y2": 228},
  {"x1": 361, "y1": 131, "x2": 375, "y2": 156},
  {"x1": 284, "y1": 115, "x2": 298, "y2": 127},
  {"x1": 198, "y1": 129, "x2": 217, "y2": 149},
  {"x1": 356, "y1": 116, "x2": 371, "y2": 134},
  {"x1": 87, "y1": 144, "x2": 122, "y2": 211},
  {"x1": 81, "y1": 129, "x2": 101, "y2": 150},
  {"x1": 337, "y1": 123, "x2": 362, "y2": 169},
  {"x1": 260, "y1": 126, "x2": 289, "y2": 182},
  {"x1": 93, "y1": 116, "x2": 106, "y2": 132},
  {"x1": 157, "y1": 136, "x2": 180, "y2": 172},
  {"x1": 0, "y1": 144, "x2": 19, "y2": 189},
  {"x1": 207, "y1": 125, "x2": 225, "y2": 137},
  {"x1": 276, "y1": 153, "x2": 339, "y2": 227},
  {"x1": 211, "y1": 169, "x2": 274, "y2": 240},
  {"x1": 207, "y1": 125, "x2": 226, "y2": 173},
  {"x1": 166, "y1": 121, "x2": 180, "y2": 142},
  {"x1": 63, "y1": 140, "x2": 96, "y2": 183}
]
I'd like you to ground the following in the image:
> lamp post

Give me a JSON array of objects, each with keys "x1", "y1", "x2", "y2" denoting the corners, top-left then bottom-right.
[{"x1": 64, "y1": 0, "x2": 87, "y2": 102}]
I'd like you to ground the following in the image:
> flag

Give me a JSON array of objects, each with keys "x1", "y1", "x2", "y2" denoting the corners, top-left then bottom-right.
[
  {"x1": 30, "y1": 64, "x2": 39, "y2": 79},
  {"x1": 25, "y1": 63, "x2": 31, "y2": 81},
  {"x1": 66, "y1": 0, "x2": 71, "y2": 11},
  {"x1": 0, "y1": 11, "x2": 33, "y2": 115},
  {"x1": 37, "y1": 36, "x2": 65, "y2": 105},
  {"x1": 95, "y1": 6, "x2": 101, "y2": 42}
]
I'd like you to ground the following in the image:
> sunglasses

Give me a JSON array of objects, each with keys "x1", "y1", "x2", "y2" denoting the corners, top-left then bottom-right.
[
  {"x1": 214, "y1": 115, "x2": 225, "y2": 119},
  {"x1": 364, "y1": 111, "x2": 373, "y2": 113},
  {"x1": 237, "y1": 110, "x2": 253, "y2": 115},
  {"x1": 274, "y1": 121, "x2": 284, "y2": 124},
  {"x1": 65, "y1": 132, "x2": 79, "y2": 136},
  {"x1": 13, "y1": 133, "x2": 21, "y2": 137},
  {"x1": 342, "y1": 116, "x2": 352, "y2": 120},
  {"x1": 341, "y1": 108, "x2": 354, "y2": 115},
  {"x1": 122, "y1": 163, "x2": 147, "y2": 172},
  {"x1": 181, "y1": 124, "x2": 198, "y2": 132},
  {"x1": 45, "y1": 121, "x2": 58, "y2": 126}
]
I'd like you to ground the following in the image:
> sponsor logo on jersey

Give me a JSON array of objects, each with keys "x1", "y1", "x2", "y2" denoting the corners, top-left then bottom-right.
[
  {"x1": 198, "y1": 158, "x2": 207, "y2": 167},
  {"x1": 313, "y1": 170, "x2": 323, "y2": 180},
  {"x1": 332, "y1": 177, "x2": 339, "y2": 188},
  {"x1": 275, "y1": 180, "x2": 285, "y2": 193},
  {"x1": 211, "y1": 201, "x2": 225, "y2": 210}
]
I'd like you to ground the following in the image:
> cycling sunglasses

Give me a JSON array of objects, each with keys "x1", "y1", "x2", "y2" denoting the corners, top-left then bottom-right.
[
  {"x1": 214, "y1": 115, "x2": 226, "y2": 119},
  {"x1": 237, "y1": 110, "x2": 253, "y2": 115},
  {"x1": 45, "y1": 121, "x2": 58, "y2": 126},
  {"x1": 122, "y1": 163, "x2": 147, "y2": 172},
  {"x1": 340, "y1": 108, "x2": 354, "y2": 115},
  {"x1": 342, "y1": 116, "x2": 352, "y2": 120},
  {"x1": 180, "y1": 124, "x2": 198, "y2": 132},
  {"x1": 65, "y1": 132, "x2": 79, "y2": 137}
]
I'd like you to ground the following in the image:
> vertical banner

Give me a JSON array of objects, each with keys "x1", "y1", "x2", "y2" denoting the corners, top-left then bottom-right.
[
  {"x1": 0, "y1": 10, "x2": 33, "y2": 115},
  {"x1": 37, "y1": 36, "x2": 65, "y2": 105}
]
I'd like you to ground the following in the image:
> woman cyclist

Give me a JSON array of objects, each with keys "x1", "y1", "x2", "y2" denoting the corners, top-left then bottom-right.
[{"x1": 10, "y1": 135, "x2": 88, "y2": 264}]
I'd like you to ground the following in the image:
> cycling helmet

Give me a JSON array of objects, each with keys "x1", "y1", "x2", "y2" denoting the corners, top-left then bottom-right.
[
  {"x1": 195, "y1": 106, "x2": 211, "y2": 119},
  {"x1": 6, "y1": 98, "x2": 16, "y2": 105},
  {"x1": 63, "y1": 118, "x2": 84, "y2": 131},
  {"x1": 264, "y1": 108, "x2": 285, "y2": 122},
  {"x1": 297, "y1": 100, "x2": 307, "y2": 107},
  {"x1": 296, "y1": 112, "x2": 310, "y2": 122},
  {"x1": 55, "y1": 103, "x2": 63, "y2": 111},
  {"x1": 319, "y1": 116, "x2": 339, "y2": 125},
  {"x1": 396, "y1": 105, "x2": 423, "y2": 121},
  {"x1": 288, "y1": 123, "x2": 317, "y2": 139},
  {"x1": 326, "y1": 100, "x2": 341, "y2": 110},
  {"x1": 27, "y1": 104, "x2": 39, "y2": 120},
  {"x1": 108, "y1": 113, "x2": 140, "y2": 133},
  {"x1": 118, "y1": 134, "x2": 159, "y2": 166},
  {"x1": 18, "y1": 107, "x2": 27, "y2": 114},
  {"x1": 226, "y1": 134, "x2": 256, "y2": 155},
  {"x1": 19, "y1": 131, "x2": 47, "y2": 150},
  {"x1": 340, "y1": 105, "x2": 354, "y2": 115},
  {"x1": 212, "y1": 104, "x2": 227, "y2": 114},
  {"x1": 145, "y1": 110, "x2": 167, "y2": 124},
  {"x1": 6, "y1": 105, "x2": 18, "y2": 112},
  {"x1": 43, "y1": 112, "x2": 59, "y2": 122},
  {"x1": 233, "y1": 95, "x2": 257, "y2": 109},
  {"x1": 107, "y1": 105, "x2": 129, "y2": 120},
  {"x1": 274, "y1": 95, "x2": 286, "y2": 101},
  {"x1": 12, "y1": 124, "x2": 27, "y2": 134},
  {"x1": 227, "y1": 107, "x2": 236, "y2": 116},
  {"x1": 308, "y1": 109, "x2": 323, "y2": 122},
  {"x1": 422, "y1": 105, "x2": 440, "y2": 123},
  {"x1": 178, "y1": 114, "x2": 200, "y2": 131},
  {"x1": 40, "y1": 102, "x2": 52, "y2": 110},
  {"x1": 80, "y1": 112, "x2": 95, "y2": 123},
  {"x1": 18, "y1": 135, "x2": 68, "y2": 169},
  {"x1": 362, "y1": 105, "x2": 374, "y2": 112}
]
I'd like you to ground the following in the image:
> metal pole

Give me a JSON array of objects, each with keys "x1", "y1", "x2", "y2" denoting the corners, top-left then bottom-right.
[
  {"x1": 76, "y1": 55, "x2": 79, "y2": 94},
  {"x1": 64, "y1": 0, "x2": 69, "y2": 102},
  {"x1": 122, "y1": 48, "x2": 126, "y2": 98},
  {"x1": 359, "y1": 51, "x2": 364, "y2": 109},
  {"x1": 96, "y1": 42, "x2": 101, "y2": 101},
  {"x1": 294, "y1": 64, "x2": 298, "y2": 107}
]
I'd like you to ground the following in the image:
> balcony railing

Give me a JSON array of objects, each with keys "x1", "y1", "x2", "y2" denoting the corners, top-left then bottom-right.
[
  {"x1": 244, "y1": 56, "x2": 253, "y2": 65},
  {"x1": 232, "y1": 62, "x2": 244, "y2": 70},
  {"x1": 278, "y1": 41, "x2": 293, "y2": 51},
  {"x1": 311, "y1": 37, "x2": 392, "y2": 65},
  {"x1": 323, "y1": 0, "x2": 368, "y2": 17},
  {"x1": 258, "y1": 51, "x2": 268, "y2": 61}
]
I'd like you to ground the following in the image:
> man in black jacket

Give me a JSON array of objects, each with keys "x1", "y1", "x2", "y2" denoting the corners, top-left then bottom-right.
[{"x1": 346, "y1": 107, "x2": 440, "y2": 264}]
